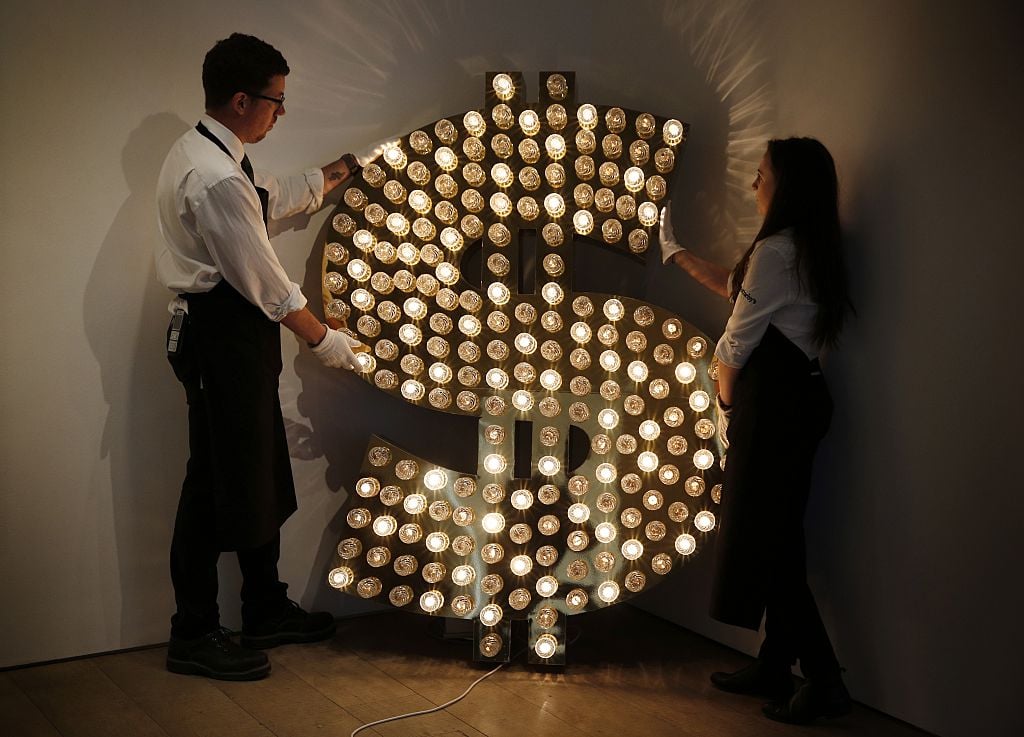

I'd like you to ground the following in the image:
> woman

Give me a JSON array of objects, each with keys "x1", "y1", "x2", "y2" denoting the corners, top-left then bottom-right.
[{"x1": 660, "y1": 137, "x2": 852, "y2": 724}]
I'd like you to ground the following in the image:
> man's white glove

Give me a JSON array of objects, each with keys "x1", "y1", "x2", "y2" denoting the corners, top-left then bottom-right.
[
  {"x1": 716, "y1": 394, "x2": 732, "y2": 451},
  {"x1": 659, "y1": 201, "x2": 686, "y2": 264},
  {"x1": 355, "y1": 135, "x2": 401, "y2": 167},
  {"x1": 311, "y1": 327, "x2": 362, "y2": 370}
]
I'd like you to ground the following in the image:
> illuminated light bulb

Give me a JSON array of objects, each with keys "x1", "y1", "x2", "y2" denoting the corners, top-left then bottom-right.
[
  {"x1": 622, "y1": 539, "x2": 644, "y2": 560},
  {"x1": 567, "y1": 503, "x2": 591, "y2": 524},
  {"x1": 458, "y1": 315, "x2": 481, "y2": 337},
  {"x1": 463, "y1": 110, "x2": 486, "y2": 136},
  {"x1": 371, "y1": 514, "x2": 397, "y2": 537},
  {"x1": 403, "y1": 297, "x2": 427, "y2": 320},
  {"x1": 597, "y1": 409, "x2": 619, "y2": 430},
  {"x1": 434, "y1": 146, "x2": 458, "y2": 172},
  {"x1": 481, "y1": 513, "x2": 506, "y2": 535},
  {"x1": 514, "y1": 333, "x2": 537, "y2": 354},
  {"x1": 577, "y1": 104, "x2": 598, "y2": 130},
  {"x1": 536, "y1": 576, "x2": 559, "y2": 598},
  {"x1": 596, "y1": 463, "x2": 617, "y2": 484},
  {"x1": 347, "y1": 259, "x2": 370, "y2": 282},
  {"x1": 663, "y1": 118, "x2": 685, "y2": 145},
  {"x1": 400, "y1": 380, "x2": 425, "y2": 400},
  {"x1": 350, "y1": 289, "x2": 374, "y2": 311},
  {"x1": 573, "y1": 210, "x2": 594, "y2": 235},
  {"x1": 382, "y1": 144, "x2": 407, "y2": 169},
  {"x1": 687, "y1": 336, "x2": 708, "y2": 358},
  {"x1": 511, "y1": 390, "x2": 534, "y2": 411},
  {"x1": 403, "y1": 495, "x2": 428, "y2": 516},
  {"x1": 519, "y1": 109, "x2": 540, "y2": 135},
  {"x1": 491, "y1": 162, "x2": 513, "y2": 187},
  {"x1": 398, "y1": 324, "x2": 422, "y2": 347},
  {"x1": 539, "y1": 369, "x2": 562, "y2": 391},
  {"x1": 694, "y1": 510, "x2": 716, "y2": 532},
  {"x1": 420, "y1": 590, "x2": 444, "y2": 613},
  {"x1": 532, "y1": 633, "x2": 557, "y2": 659},
  {"x1": 479, "y1": 633, "x2": 504, "y2": 657},
  {"x1": 644, "y1": 490, "x2": 664, "y2": 510},
  {"x1": 545, "y1": 163, "x2": 566, "y2": 188},
  {"x1": 675, "y1": 362, "x2": 697, "y2": 384},
  {"x1": 516, "y1": 196, "x2": 539, "y2": 220},
  {"x1": 511, "y1": 489, "x2": 533, "y2": 509},
  {"x1": 437, "y1": 229, "x2": 462, "y2": 253},
  {"x1": 538, "y1": 455, "x2": 561, "y2": 476},
  {"x1": 623, "y1": 166, "x2": 646, "y2": 193},
  {"x1": 603, "y1": 299, "x2": 624, "y2": 321},
  {"x1": 490, "y1": 192, "x2": 513, "y2": 217},
  {"x1": 637, "y1": 201, "x2": 659, "y2": 227},
  {"x1": 485, "y1": 368, "x2": 509, "y2": 390},
  {"x1": 479, "y1": 603, "x2": 503, "y2": 626},
  {"x1": 543, "y1": 192, "x2": 565, "y2": 217},
  {"x1": 427, "y1": 363, "x2": 451, "y2": 384},
  {"x1": 328, "y1": 566, "x2": 353, "y2": 588},
  {"x1": 637, "y1": 451, "x2": 659, "y2": 473},
  {"x1": 595, "y1": 522, "x2": 617, "y2": 544},
  {"x1": 599, "y1": 350, "x2": 621, "y2": 372},
  {"x1": 424, "y1": 532, "x2": 450, "y2": 554},
  {"x1": 492, "y1": 73, "x2": 515, "y2": 100},
  {"x1": 598, "y1": 581, "x2": 620, "y2": 603},
  {"x1": 545, "y1": 134, "x2": 566, "y2": 160},
  {"x1": 452, "y1": 565, "x2": 476, "y2": 586},
  {"x1": 627, "y1": 361, "x2": 649, "y2": 382},
  {"x1": 689, "y1": 390, "x2": 711, "y2": 412},
  {"x1": 487, "y1": 282, "x2": 511, "y2": 306},
  {"x1": 675, "y1": 533, "x2": 697, "y2": 556},
  {"x1": 483, "y1": 453, "x2": 508, "y2": 475},
  {"x1": 570, "y1": 322, "x2": 592, "y2": 344},
  {"x1": 354, "y1": 352, "x2": 375, "y2": 373},
  {"x1": 693, "y1": 449, "x2": 715, "y2": 470},
  {"x1": 423, "y1": 468, "x2": 448, "y2": 491},
  {"x1": 509, "y1": 555, "x2": 533, "y2": 577}
]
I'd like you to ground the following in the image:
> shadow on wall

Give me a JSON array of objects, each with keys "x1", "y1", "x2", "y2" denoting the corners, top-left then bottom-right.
[
  {"x1": 83, "y1": 113, "x2": 191, "y2": 645},
  {"x1": 279, "y1": 0, "x2": 774, "y2": 616}
]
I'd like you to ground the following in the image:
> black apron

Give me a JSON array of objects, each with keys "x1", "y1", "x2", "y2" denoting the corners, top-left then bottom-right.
[
  {"x1": 167, "y1": 124, "x2": 296, "y2": 551},
  {"x1": 709, "y1": 325, "x2": 833, "y2": 629}
]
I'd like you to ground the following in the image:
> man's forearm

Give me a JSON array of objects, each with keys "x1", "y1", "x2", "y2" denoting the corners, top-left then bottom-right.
[
  {"x1": 321, "y1": 155, "x2": 356, "y2": 195},
  {"x1": 281, "y1": 306, "x2": 328, "y2": 345}
]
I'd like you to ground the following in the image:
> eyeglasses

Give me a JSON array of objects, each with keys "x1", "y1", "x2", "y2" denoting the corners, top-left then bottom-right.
[{"x1": 250, "y1": 92, "x2": 285, "y2": 110}]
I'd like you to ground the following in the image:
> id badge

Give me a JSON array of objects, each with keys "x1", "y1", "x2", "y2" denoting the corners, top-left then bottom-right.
[{"x1": 167, "y1": 308, "x2": 186, "y2": 354}]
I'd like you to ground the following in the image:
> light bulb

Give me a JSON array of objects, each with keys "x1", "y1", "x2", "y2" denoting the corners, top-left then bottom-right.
[
  {"x1": 536, "y1": 576, "x2": 558, "y2": 597},
  {"x1": 511, "y1": 489, "x2": 533, "y2": 509},
  {"x1": 491, "y1": 162, "x2": 513, "y2": 187},
  {"x1": 600, "y1": 351, "x2": 621, "y2": 372},
  {"x1": 567, "y1": 503, "x2": 590, "y2": 524},
  {"x1": 492, "y1": 73, "x2": 515, "y2": 100},
  {"x1": 515, "y1": 333, "x2": 537, "y2": 354},
  {"x1": 480, "y1": 603, "x2": 503, "y2": 626},
  {"x1": 347, "y1": 259, "x2": 370, "y2": 282},
  {"x1": 435, "y1": 146, "x2": 457, "y2": 171},
  {"x1": 543, "y1": 193, "x2": 565, "y2": 217},
  {"x1": 638, "y1": 201, "x2": 659, "y2": 226},
  {"x1": 534, "y1": 633, "x2": 557, "y2": 659},
  {"x1": 597, "y1": 409, "x2": 619, "y2": 429},
  {"x1": 664, "y1": 119, "x2": 685, "y2": 145},
  {"x1": 425, "y1": 531, "x2": 450, "y2": 552},
  {"x1": 519, "y1": 109, "x2": 540, "y2": 135},
  {"x1": 487, "y1": 282, "x2": 511, "y2": 306},
  {"x1": 627, "y1": 361, "x2": 649, "y2": 382},
  {"x1": 428, "y1": 363, "x2": 452, "y2": 384},
  {"x1": 485, "y1": 368, "x2": 509, "y2": 390},
  {"x1": 463, "y1": 110, "x2": 486, "y2": 136},
  {"x1": 403, "y1": 297, "x2": 427, "y2": 320},
  {"x1": 458, "y1": 315, "x2": 481, "y2": 336},
  {"x1": 351, "y1": 289, "x2": 374, "y2": 311},
  {"x1": 383, "y1": 144, "x2": 407, "y2": 169},
  {"x1": 401, "y1": 380, "x2": 424, "y2": 400},
  {"x1": 353, "y1": 229, "x2": 375, "y2": 251},
  {"x1": 409, "y1": 190, "x2": 431, "y2": 214},
  {"x1": 372, "y1": 515, "x2": 397, "y2": 536},
  {"x1": 539, "y1": 369, "x2": 562, "y2": 391},
  {"x1": 573, "y1": 210, "x2": 594, "y2": 235},
  {"x1": 511, "y1": 390, "x2": 534, "y2": 411},
  {"x1": 490, "y1": 192, "x2": 513, "y2": 217},
  {"x1": 328, "y1": 566, "x2": 353, "y2": 588},
  {"x1": 694, "y1": 510, "x2": 716, "y2": 532},
  {"x1": 452, "y1": 565, "x2": 476, "y2": 586},
  {"x1": 420, "y1": 590, "x2": 444, "y2": 613},
  {"x1": 675, "y1": 362, "x2": 697, "y2": 384},
  {"x1": 598, "y1": 581, "x2": 620, "y2": 603},
  {"x1": 596, "y1": 463, "x2": 617, "y2": 483},
  {"x1": 403, "y1": 494, "x2": 426, "y2": 514},
  {"x1": 354, "y1": 352, "x2": 375, "y2": 373},
  {"x1": 603, "y1": 299, "x2": 624, "y2": 321},
  {"x1": 595, "y1": 522, "x2": 616, "y2": 543},
  {"x1": 545, "y1": 134, "x2": 566, "y2": 160},
  {"x1": 675, "y1": 533, "x2": 696, "y2": 555},
  {"x1": 689, "y1": 390, "x2": 710, "y2": 412},
  {"x1": 483, "y1": 453, "x2": 507, "y2": 474},
  {"x1": 693, "y1": 449, "x2": 715, "y2": 470},
  {"x1": 510, "y1": 555, "x2": 533, "y2": 576},
  {"x1": 423, "y1": 468, "x2": 448, "y2": 490},
  {"x1": 538, "y1": 455, "x2": 561, "y2": 476},
  {"x1": 577, "y1": 104, "x2": 598, "y2": 130},
  {"x1": 623, "y1": 166, "x2": 645, "y2": 192},
  {"x1": 622, "y1": 539, "x2": 644, "y2": 560},
  {"x1": 637, "y1": 451, "x2": 659, "y2": 472}
]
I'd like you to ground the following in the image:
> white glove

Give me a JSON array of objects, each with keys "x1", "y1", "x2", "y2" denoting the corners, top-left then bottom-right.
[
  {"x1": 659, "y1": 201, "x2": 686, "y2": 264},
  {"x1": 311, "y1": 327, "x2": 362, "y2": 370},
  {"x1": 355, "y1": 134, "x2": 401, "y2": 166},
  {"x1": 716, "y1": 394, "x2": 732, "y2": 451}
]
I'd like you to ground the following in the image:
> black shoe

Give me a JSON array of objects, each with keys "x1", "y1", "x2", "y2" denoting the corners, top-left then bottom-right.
[
  {"x1": 240, "y1": 600, "x2": 336, "y2": 649},
  {"x1": 763, "y1": 680, "x2": 852, "y2": 724},
  {"x1": 166, "y1": 628, "x2": 270, "y2": 681},
  {"x1": 710, "y1": 660, "x2": 794, "y2": 700}
]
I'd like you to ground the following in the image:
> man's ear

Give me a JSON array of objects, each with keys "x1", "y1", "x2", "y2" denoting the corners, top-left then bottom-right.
[{"x1": 229, "y1": 91, "x2": 248, "y2": 116}]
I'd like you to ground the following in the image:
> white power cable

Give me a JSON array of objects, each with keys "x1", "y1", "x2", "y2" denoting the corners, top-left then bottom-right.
[{"x1": 350, "y1": 661, "x2": 507, "y2": 737}]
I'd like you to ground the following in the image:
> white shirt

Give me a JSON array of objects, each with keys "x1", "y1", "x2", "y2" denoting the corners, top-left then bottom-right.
[
  {"x1": 715, "y1": 230, "x2": 819, "y2": 368},
  {"x1": 155, "y1": 115, "x2": 325, "y2": 321}
]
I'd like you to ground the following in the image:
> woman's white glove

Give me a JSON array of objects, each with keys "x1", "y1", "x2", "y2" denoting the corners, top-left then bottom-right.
[
  {"x1": 716, "y1": 394, "x2": 733, "y2": 450},
  {"x1": 659, "y1": 201, "x2": 686, "y2": 264},
  {"x1": 311, "y1": 328, "x2": 362, "y2": 370}
]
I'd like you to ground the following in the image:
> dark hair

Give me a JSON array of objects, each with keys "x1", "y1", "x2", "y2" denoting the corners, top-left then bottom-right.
[
  {"x1": 730, "y1": 137, "x2": 851, "y2": 349},
  {"x1": 202, "y1": 33, "x2": 289, "y2": 109}
]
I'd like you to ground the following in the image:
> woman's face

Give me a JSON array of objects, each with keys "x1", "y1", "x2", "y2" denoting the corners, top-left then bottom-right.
[{"x1": 752, "y1": 150, "x2": 775, "y2": 217}]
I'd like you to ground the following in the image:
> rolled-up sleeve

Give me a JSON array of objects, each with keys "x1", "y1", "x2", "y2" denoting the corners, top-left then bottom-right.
[
  {"x1": 192, "y1": 174, "x2": 308, "y2": 321},
  {"x1": 715, "y1": 243, "x2": 793, "y2": 369},
  {"x1": 256, "y1": 167, "x2": 325, "y2": 220}
]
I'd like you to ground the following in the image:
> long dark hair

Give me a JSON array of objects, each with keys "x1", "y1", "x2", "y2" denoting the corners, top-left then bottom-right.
[{"x1": 729, "y1": 138, "x2": 851, "y2": 349}]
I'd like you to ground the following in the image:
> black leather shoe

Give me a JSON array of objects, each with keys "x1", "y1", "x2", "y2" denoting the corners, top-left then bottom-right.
[
  {"x1": 241, "y1": 600, "x2": 336, "y2": 649},
  {"x1": 710, "y1": 660, "x2": 794, "y2": 700},
  {"x1": 763, "y1": 680, "x2": 852, "y2": 724},
  {"x1": 167, "y1": 628, "x2": 270, "y2": 681}
]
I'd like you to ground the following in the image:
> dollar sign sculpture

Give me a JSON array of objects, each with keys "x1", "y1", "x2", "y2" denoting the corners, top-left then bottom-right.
[{"x1": 321, "y1": 73, "x2": 724, "y2": 664}]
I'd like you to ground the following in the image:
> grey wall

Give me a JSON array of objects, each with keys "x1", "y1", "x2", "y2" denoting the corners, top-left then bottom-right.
[{"x1": 1, "y1": 2, "x2": 1020, "y2": 736}]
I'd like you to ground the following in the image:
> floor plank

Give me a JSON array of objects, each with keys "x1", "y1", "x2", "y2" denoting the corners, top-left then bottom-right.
[
  {"x1": 0, "y1": 673, "x2": 62, "y2": 737},
  {"x1": 9, "y1": 659, "x2": 168, "y2": 737}
]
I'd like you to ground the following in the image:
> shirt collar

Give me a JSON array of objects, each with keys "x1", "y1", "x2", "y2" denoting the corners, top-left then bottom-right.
[{"x1": 199, "y1": 114, "x2": 245, "y2": 164}]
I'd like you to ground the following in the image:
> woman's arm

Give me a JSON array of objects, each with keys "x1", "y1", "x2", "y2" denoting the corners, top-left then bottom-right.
[
  {"x1": 670, "y1": 250, "x2": 732, "y2": 299},
  {"x1": 715, "y1": 360, "x2": 740, "y2": 406}
]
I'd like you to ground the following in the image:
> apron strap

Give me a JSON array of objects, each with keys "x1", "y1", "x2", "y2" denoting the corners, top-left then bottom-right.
[{"x1": 195, "y1": 121, "x2": 269, "y2": 231}]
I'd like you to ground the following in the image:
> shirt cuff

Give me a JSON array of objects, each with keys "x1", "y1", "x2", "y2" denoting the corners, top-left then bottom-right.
[
  {"x1": 269, "y1": 283, "x2": 308, "y2": 322},
  {"x1": 304, "y1": 167, "x2": 325, "y2": 212}
]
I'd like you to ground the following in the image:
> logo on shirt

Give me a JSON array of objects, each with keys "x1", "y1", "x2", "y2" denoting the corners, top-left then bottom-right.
[{"x1": 739, "y1": 287, "x2": 757, "y2": 304}]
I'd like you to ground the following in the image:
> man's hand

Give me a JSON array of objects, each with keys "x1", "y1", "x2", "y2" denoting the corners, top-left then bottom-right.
[
  {"x1": 322, "y1": 155, "x2": 358, "y2": 194},
  {"x1": 311, "y1": 327, "x2": 363, "y2": 370},
  {"x1": 659, "y1": 202, "x2": 686, "y2": 264}
]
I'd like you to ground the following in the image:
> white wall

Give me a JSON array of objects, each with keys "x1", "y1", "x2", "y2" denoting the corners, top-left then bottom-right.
[{"x1": 1, "y1": 2, "x2": 1020, "y2": 735}]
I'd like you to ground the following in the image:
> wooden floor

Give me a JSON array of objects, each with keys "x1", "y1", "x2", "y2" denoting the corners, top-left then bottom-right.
[{"x1": 2, "y1": 606, "x2": 928, "y2": 737}]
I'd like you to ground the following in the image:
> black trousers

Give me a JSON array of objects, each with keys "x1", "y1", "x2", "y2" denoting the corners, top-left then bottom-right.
[{"x1": 167, "y1": 306, "x2": 289, "y2": 639}]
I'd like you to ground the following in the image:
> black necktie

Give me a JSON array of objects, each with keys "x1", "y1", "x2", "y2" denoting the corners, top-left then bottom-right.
[{"x1": 195, "y1": 122, "x2": 269, "y2": 231}]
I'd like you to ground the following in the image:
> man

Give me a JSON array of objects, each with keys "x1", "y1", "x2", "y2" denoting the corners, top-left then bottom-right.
[{"x1": 156, "y1": 33, "x2": 363, "y2": 681}]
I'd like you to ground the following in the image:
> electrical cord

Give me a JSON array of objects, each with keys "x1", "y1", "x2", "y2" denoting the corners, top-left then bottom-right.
[{"x1": 349, "y1": 660, "x2": 508, "y2": 736}]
